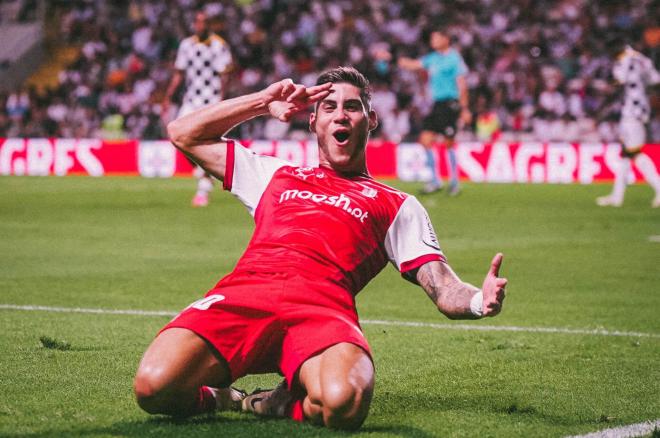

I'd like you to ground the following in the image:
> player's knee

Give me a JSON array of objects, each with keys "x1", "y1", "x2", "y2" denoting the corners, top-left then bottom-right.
[
  {"x1": 133, "y1": 367, "x2": 176, "y2": 414},
  {"x1": 320, "y1": 380, "x2": 373, "y2": 430}
]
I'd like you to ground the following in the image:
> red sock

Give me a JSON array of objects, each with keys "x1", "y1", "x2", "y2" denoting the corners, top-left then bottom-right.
[
  {"x1": 289, "y1": 399, "x2": 304, "y2": 422},
  {"x1": 196, "y1": 386, "x2": 217, "y2": 414}
]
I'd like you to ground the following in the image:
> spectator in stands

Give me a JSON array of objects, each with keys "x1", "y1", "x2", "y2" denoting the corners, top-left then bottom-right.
[
  {"x1": 475, "y1": 94, "x2": 501, "y2": 142},
  {"x1": 380, "y1": 93, "x2": 412, "y2": 144}
]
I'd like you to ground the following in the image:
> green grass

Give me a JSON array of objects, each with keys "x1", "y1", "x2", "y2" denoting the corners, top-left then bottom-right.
[{"x1": 1, "y1": 176, "x2": 658, "y2": 437}]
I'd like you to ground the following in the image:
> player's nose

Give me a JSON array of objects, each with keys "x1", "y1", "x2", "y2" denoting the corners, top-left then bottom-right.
[{"x1": 332, "y1": 107, "x2": 350, "y2": 123}]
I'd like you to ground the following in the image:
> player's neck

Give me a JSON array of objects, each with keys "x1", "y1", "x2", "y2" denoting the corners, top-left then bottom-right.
[
  {"x1": 319, "y1": 163, "x2": 370, "y2": 178},
  {"x1": 196, "y1": 31, "x2": 211, "y2": 43}
]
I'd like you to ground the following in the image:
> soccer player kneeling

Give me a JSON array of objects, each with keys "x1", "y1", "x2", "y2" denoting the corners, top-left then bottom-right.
[{"x1": 133, "y1": 67, "x2": 507, "y2": 430}]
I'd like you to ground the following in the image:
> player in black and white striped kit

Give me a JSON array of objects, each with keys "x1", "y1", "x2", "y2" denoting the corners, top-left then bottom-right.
[
  {"x1": 597, "y1": 40, "x2": 660, "y2": 208},
  {"x1": 163, "y1": 11, "x2": 233, "y2": 207}
]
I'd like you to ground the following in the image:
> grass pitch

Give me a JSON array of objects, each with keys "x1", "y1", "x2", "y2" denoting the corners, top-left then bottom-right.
[{"x1": 1, "y1": 176, "x2": 658, "y2": 437}]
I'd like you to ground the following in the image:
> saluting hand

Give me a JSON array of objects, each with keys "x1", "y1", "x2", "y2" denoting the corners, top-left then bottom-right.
[
  {"x1": 263, "y1": 79, "x2": 332, "y2": 122},
  {"x1": 481, "y1": 253, "x2": 507, "y2": 317}
]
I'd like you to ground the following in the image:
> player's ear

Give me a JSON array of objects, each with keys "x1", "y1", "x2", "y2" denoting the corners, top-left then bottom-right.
[
  {"x1": 368, "y1": 109, "x2": 378, "y2": 132},
  {"x1": 309, "y1": 112, "x2": 316, "y2": 133}
]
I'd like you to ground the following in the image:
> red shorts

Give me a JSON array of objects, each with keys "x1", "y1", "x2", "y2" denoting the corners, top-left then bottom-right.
[{"x1": 160, "y1": 271, "x2": 372, "y2": 388}]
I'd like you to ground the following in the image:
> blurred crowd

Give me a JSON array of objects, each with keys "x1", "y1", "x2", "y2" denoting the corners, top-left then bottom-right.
[
  {"x1": 0, "y1": 0, "x2": 39, "y2": 23},
  {"x1": 0, "y1": 0, "x2": 659, "y2": 143}
]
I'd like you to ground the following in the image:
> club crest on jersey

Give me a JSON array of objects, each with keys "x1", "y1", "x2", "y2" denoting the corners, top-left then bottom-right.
[
  {"x1": 294, "y1": 167, "x2": 325, "y2": 180},
  {"x1": 360, "y1": 186, "x2": 378, "y2": 199}
]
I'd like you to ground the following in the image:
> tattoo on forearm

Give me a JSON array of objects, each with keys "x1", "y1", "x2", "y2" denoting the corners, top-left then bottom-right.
[
  {"x1": 443, "y1": 281, "x2": 477, "y2": 314},
  {"x1": 416, "y1": 262, "x2": 479, "y2": 319},
  {"x1": 417, "y1": 263, "x2": 441, "y2": 303}
]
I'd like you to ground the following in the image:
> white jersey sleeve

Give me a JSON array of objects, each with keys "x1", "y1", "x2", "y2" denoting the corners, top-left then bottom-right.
[
  {"x1": 223, "y1": 140, "x2": 291, "y2": 216},
  {"x1": 213, "y1": 39, "x2": 233, "y2": 73},
  {"x1": 384, "y1": 195, "x2": 445, "y2": 279},
  {"x1": 612, "y1": 55, "x2": 628, "y2": 84},
  {"x1": 174, "y1": 38, "x2": 189, "y2": 71}
]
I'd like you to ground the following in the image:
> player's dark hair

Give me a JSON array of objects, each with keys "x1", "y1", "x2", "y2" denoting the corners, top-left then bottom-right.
[
  {"x1": 431, "y1": 27, "x2": 449, "y2": 37},
  {"x1": 605, "y1": 33, "x2": 626, "y2": 56},
  {"x1": 315, "y1": 66, "x2": 372, "y2": 110}
]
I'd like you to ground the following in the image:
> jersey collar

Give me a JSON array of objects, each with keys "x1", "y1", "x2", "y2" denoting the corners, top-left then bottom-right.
[
  {"x1": 318, "y1": 164, "x2": 371, "y2": 179},
  {"x1": 193, "y1": 33, "x2": 215, "y2": 45}
]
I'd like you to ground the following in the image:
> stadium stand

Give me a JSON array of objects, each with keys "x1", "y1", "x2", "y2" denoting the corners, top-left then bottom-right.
[
  {"x1": 0, "y1": 0, "x2": 46, "y2": 93},
  {"x1": 0, "y1": 0, "x2": 658, "y2": 142}
]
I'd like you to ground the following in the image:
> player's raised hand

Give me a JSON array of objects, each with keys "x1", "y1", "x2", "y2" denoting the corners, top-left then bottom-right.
[
  {"x1": 481, "y1": 253, "x2": 507, "y2": 317},
  {"x1": 161, "y1": 99, "x2": 171, "y2": 121},
  {"x1": 459, "y1": 108, "x2": 472, "y2": 126},
  {"x1": 263, "y1": 79, "x2": 331, "y2": 122}
]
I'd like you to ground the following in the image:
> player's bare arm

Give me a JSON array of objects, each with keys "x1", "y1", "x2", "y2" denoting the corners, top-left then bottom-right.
[
  {"x1": 162, "y1": 70, "x2": 184, "y2": 118},
  {"x1": 457, "y1": 76, "x2": 472, "y2": 125},
  {"x1": 219, "y1": 60, "x2": 234, "y2": 101},
  {"x1": 397, "y1": 57, "x2": 424, "y2": 71},
  {"x1": 415, "y1": 253, "x2": 507, "y2": 319},
  {"x1": 220, "y1": 71, "x2": 231, "y2": 100},
  {"x1": 167, "y1": 79, "x2": 332, "y2": 181}
]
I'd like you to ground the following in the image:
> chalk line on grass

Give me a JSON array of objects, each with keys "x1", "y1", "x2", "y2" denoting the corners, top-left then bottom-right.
[
  {"x1": 0, "y1": 304, "x2": 175, "y2": 317},
  {"x1": 565, "y1": 419, "x2": 660, "y2": 438},
  {"x1": 2, "y1": 304, "x2": 659, "y2": 339},
  {"x1": 362, "y1": 319, "x2": 660, "y2": 338}
]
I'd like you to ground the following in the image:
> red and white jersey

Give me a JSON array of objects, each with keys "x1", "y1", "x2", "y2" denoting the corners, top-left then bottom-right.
[{"x1": 221, "y1": 140, "x2": 445, "y2": 295}]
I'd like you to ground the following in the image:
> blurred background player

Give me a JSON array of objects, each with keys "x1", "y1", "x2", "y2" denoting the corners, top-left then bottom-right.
[
  {"x1": 596, "y1": 36, "x2": 660, "y2": 208},
  {"x1": 397, "y1": 28, "x2": 471, "y2": 196},
  {"x1": 162, "y1": 11, "x2": 233, "y2": 207}
]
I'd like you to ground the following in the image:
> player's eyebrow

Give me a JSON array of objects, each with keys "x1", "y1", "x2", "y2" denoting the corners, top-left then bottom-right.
[
  {"x1": 344, "y1": 98, "x2": 364, "y2": 106},
  {"x1": 319, "y1": 97, "x2": 364, "y2": 108}
]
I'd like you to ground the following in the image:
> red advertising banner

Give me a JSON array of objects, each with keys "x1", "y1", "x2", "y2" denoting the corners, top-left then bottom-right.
[
  {"x1": 397, "y1": 142, "x2": 660, "y2": 184},
  {"x1": 1, "y1": 138, "x2": 658, "y2": 184}
]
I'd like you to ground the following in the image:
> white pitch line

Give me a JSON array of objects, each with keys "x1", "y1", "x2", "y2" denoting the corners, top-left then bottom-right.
[
  {"x1": 565, "y1": 419, "x2": 660, "y2": 438},
  {"x1": 1, "y1": 304, "x2": 659, "y2": 339},
  {"x1": 0, "y1": 304, "x2": 176, "y2": 317},
  {"x1": 362, "y1": 319, "x2": 660, "y2": 338},
  {"x1": 649, "y1": 235, "x2": 660, "y2": 243}
]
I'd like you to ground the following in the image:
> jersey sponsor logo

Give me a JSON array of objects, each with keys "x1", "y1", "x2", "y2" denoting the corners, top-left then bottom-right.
[{"x1": 279, "y1": 189, "x2": 369, "y2": 222}]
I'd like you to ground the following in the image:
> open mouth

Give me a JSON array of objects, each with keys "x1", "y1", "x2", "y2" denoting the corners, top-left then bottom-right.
[{"x1": 333, "y1": 131, "x2": 350, "y2": 143}]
